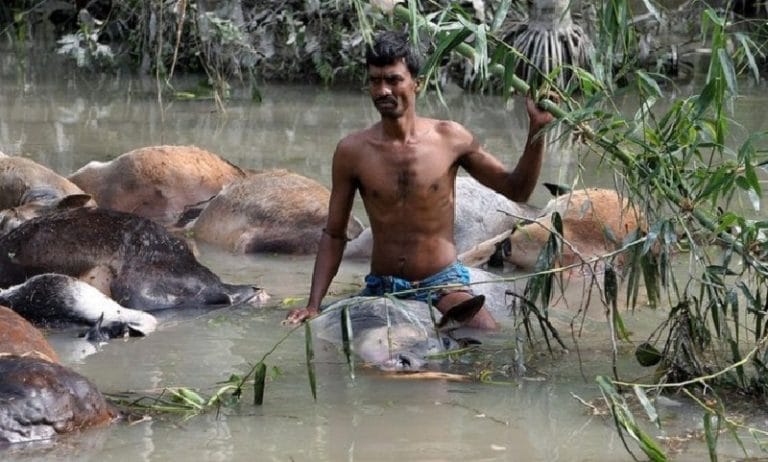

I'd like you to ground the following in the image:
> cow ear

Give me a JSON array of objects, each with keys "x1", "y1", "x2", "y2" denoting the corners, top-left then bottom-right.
[
  {"x1": 542, "y1": 182, "x2": 571, "y2": 197},
  {"x1": 57, "y1": 194, "x2": 93, "y2": 209}
]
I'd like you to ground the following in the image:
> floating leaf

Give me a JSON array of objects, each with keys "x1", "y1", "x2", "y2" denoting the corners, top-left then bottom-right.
[
  {"x1": 171, "y1": 387, "x2": 205, "y2": 409},
  {"x1": 281, "y1": 296, "x2": 305, "y2": 306}
]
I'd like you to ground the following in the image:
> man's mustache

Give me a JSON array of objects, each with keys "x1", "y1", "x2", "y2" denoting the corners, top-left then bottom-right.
[{"x1": 375, "y1": 96, "x2": 397, "y2": 105}]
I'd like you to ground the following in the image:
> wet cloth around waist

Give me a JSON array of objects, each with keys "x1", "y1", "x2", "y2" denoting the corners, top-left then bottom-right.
[{"x1": 359, "y1": 261, "x2": 471, "y2": 304}]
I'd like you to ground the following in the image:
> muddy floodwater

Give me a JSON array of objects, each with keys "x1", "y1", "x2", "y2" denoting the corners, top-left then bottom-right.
[{"x1": 2, "y1": 57, "x2": 768, "y2": 461}]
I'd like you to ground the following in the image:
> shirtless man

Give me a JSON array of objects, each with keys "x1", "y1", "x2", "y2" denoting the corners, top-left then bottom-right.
[{"x1": 286, "y1": 31, "x2": 554, "y2": 329}]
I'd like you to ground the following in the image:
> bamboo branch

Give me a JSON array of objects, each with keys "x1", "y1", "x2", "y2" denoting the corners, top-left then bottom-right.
[{"x1": 392, "y1": 4, "x2": 764, "y2": 269}]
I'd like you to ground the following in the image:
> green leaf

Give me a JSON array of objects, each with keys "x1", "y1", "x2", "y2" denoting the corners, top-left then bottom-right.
[
  {"x1": 633, "y1": 386, "x2": 660, "y2": 427},
  {"x1": 728, "y1": 339, "x2": 746, "y2": 387},
  {"x1": 253, "y1": 362, "x2": 267, "y2": 405},
  {"x1": 703, "y1": 8, "x2": 725, "y2": 28},
  {"x1": 490, "y1": 0, "x2": 512, "y2": 32},
  {"x1": 635, "y1": 342, "x2": 662, "y2": 367},
  {"x1": 171, "y1": 387, "x2": 205, "y2": 409},
  {"x1": 503, "y1": 50, "x2": 519, "y2": 100},
  {"x1": 641, "y1": 253, "x2": 659, "y2": 309},
  {"x1": 703, "y1": 412, "x2": 720, "y2": 462},
  {"x1": 744, "y1": 162, "x2": 762, "y2": 198},
  {"x1": 605, "y1": 264, "x2": 618, "y2": 309},
  {"x1": 636, "y1": 71, "x2": 662, "y2": 98},
  {"x1": 419, "y1": 28, "x2": 472, "y2": 84},
  {"x1": 735, "y1": 32, "x2": 760, "y2": 83},
  {"x1": 305, "y1": 321, "x2": 317, "y2": 401},
  {"x1": 693, "y1": 81, "x2": 717, "y2": 120},
  {"x1": 281, "y1": 296, "x2": 305, "y2": 306},
  {"x1": 341, "y1": 305, "x2": 356, "y2": 379},
  {"x1": 596, "y1": 376, "x2": 668, "y2": 462},
  {"x1": 716, "y1": 48, "x2": 737, "y2": 95}
]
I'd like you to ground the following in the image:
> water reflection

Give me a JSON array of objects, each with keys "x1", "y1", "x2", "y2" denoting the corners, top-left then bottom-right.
[
  {"x1": 0, "y1": 62, "x2": 578, "y2": 207},
  {"x1": 2, "y1": 55, "x2": 768, "y2": 460}
]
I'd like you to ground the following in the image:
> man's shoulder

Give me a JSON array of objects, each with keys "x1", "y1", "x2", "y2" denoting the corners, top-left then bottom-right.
[
  {"x1": 421, "y1": 118, "x2": 472, "y2": 145},
  {"x1": 423, "y1": 118, "x2": 469, "y2": 135},
  {"x1": 337, "y1": 125, "x2": 375, "y2": 148},
  {"x1": 332, "y1": 127, "x2": 376, "y2": 164}
]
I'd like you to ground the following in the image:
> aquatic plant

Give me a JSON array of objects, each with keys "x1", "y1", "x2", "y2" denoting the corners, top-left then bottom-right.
[{"x1": 108, "y1": 322, "x2": 310, "y2": 415}]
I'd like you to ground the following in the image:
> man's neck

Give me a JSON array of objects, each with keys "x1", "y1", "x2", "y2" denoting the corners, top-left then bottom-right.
[{"x1": 379, "y1": 112, "x2": 418, "y2": 142}]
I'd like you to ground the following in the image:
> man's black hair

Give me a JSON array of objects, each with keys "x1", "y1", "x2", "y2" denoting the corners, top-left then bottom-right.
[{"x1": 365, "y1": 30, "x2": 422, "y2": 77}]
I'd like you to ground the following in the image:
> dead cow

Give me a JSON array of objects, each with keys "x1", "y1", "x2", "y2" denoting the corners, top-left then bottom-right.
[
  {"x1": 0, "y1": 306, "x2": 118, "y2": 445},
  {"x1": 460, "y1": 188, "x2": 645, "y2": 270},
  {"x1": 68, "y1": 145, "x2": 246, "y2": 226},
  {"x1": 0, "y1": 273, "x2": 158, "y2": 338},
  {"x1": 0, "y1": 207, "x2": 266, "y2": 310},
  {"x1": 187, "y1": 169, "x2": 364, "y2": 254},
  {"x1": 0, "y1": 156, "x2": 93, "y2": 233}
]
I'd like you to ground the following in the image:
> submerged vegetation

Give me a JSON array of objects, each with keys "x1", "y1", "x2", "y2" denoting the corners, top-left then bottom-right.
[{"x1": 4, "y1": 0, "x2": 768, "y2": 459}]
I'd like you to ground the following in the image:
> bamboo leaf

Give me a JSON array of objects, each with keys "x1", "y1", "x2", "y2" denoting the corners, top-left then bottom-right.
[
  {"x1": 612, "y1": 304, "x2": 630, "y2": 341},
  {"x1": 641, "y1": 253, "x2": 659, "y2": 309},
  {"x1": 703, "y1": 412, "x2": 720, "y2": 462},
  {"x1": 639, "y1": 0, "x2": 662, "y2": 22},
  {"x1": 735, "y1": 32, "x2": 760, "y2": 83},
  {"x1": 703, "y1": 8, "x2": 725, "y2": 28},
  {"x1": 633, "y1": 386, "x2": 660, "y2": 427},
  {"x1": 207, "y1": 383, "x2": 238, "y2": 407},
  {"x1": 503, "y1": 50, "x2": 519, "y2": 100},
  {"x1": 636, "y1": 71, "x2": 662, "y2": 98},
  {"x1": 253, "y1": 362, "x2": 267, "y2": 406},
  {"x1": 635, "y1": 342, "x2": 662, "y2": 367},
  {"x1": 693, "y1": 82, "x2": 717, "y2": 119},
  {"x1": 605, "y1": 264, "x2": 618, "y2": 310},
  {"x1": 420, "y1": 28, "x2": 472, "y2": 84},
  {"x1": 305, "y1": 322, "x2": 317, "y2": 401},
  {"x1": 744, "y1": 162, "x2": 762, "y2": 200},
  {"x1": 728, "y1": 339, "x2": 746, "y2": 387},
  {"x1": 596, "y1": 376, "x2": 668, "y2": 462},
  {"x1": 170, "y1": 388, "x2": 205, "y2": 410},
  {"x1": 407, "y1": 0, "x2": 420, "y2": 52},
  {"x1": 716, "y1": 48, "x2": 738, "y2": 95},
  {"x1": 341, "y1": 305, "x2": 356, "y2": 379},
  {"x1": 490, "y1": 0, "x2": 512, "y2": 32}
]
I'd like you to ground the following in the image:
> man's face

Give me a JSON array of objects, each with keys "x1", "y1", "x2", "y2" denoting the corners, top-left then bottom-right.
[{"x1": 368, "y1": 59, "x2": 418, "y2": 119}]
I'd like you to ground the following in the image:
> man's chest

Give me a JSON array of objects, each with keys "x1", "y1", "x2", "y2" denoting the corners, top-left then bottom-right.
[{"x1": 356, "y1": 151, "x2": 457, "y2": 203}]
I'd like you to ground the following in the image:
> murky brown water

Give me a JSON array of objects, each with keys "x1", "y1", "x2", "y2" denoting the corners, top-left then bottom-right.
[{"x1": 2, "y1": 49, "x2": 768, "y2": 461}]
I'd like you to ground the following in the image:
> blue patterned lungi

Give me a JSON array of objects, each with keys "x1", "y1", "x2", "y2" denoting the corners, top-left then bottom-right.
[{"x1": 359, "y1": 261, "x2": 473, "y2": 304}]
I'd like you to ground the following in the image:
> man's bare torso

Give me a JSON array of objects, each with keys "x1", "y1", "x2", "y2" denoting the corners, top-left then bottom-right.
[{"x1": 341, "y1": 117, "x2": 471, "y2": 280}]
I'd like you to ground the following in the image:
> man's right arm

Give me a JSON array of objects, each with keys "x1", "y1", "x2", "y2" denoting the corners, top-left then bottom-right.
[
  {"x1": 458, "y1": 96, "x2": 554, "y2": 203},
  {"x1": 285, "y1": 141, "x2": 357, "y2": 324},
  {"x1": 285, "y1": 230, "x2": 347, "y2": 323}
]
